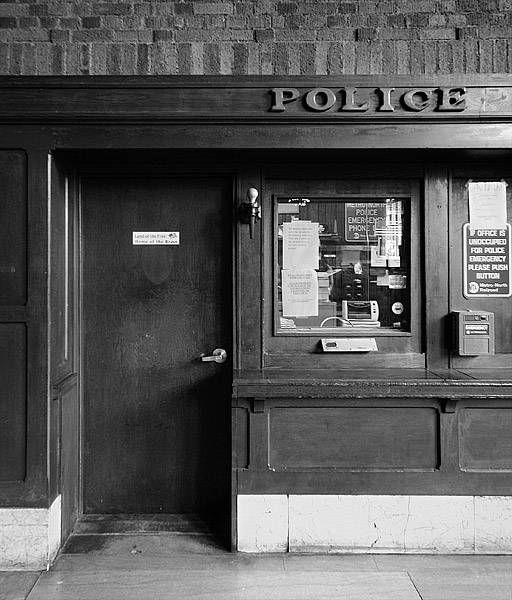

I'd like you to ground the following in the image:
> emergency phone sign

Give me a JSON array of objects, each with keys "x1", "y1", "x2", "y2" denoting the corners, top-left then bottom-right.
[
  {"x1": 463, "y1": 224, "x2": 511, "y2": 298},
  {"x1": 344, "y1": 202, "x2": 386, "y2": 242}
]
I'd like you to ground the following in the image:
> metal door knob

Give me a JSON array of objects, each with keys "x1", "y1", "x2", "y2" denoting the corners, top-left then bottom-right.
[{"x1": 200, "y1": 348, "x2": 227, "y2": 363}]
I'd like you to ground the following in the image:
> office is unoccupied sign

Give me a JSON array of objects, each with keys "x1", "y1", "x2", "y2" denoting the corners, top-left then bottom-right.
[{"x1": 463, "y1": 224, "x2": 511, "y2": 298}]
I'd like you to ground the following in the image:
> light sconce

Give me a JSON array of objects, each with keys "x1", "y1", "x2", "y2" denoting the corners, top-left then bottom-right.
[{"x1": 239, "y1": 187, "x2": 261, "y2": 239}]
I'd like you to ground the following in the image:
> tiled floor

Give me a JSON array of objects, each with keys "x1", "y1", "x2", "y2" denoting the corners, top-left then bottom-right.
[{"x1": 2, "y1": 532, "x2": 512, "y2": 600}]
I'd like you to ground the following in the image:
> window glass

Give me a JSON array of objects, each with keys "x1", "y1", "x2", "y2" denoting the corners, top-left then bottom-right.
[{"x1": 275, "y1": 197, "x2": 411, "y2": 334}]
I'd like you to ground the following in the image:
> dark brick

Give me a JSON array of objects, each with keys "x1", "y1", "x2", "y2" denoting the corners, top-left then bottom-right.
[
  {"x1": 326, "y1": 42, "x2": 342, "y2": 74},
  {"x1": 136, "y1": 42, "x2": 150, "y2": 74},
  {"x1": 174, "y1": 3, "x2": 194, "y2": 16},
  {"x1": 113, "y1": 30, "x2": 152, "y2": 42},
  {"x1": 327, "y1": 15, "x2": 349, "y2": 27},
  {"x1": 9, "y1": 43, "x2": 22, "y2": 74},
  {"x1": 71, "y1": 29, "x2": 114, "y2": 42},
  {"x1": 175, "y1": 29, "x2": 214, "y2": 42},
  {"x1": 336, "y1": 3, "x2": 357, "y2": 13},
  {"x1": 274, "y1": 42, "x2": 289, "y2": 72},
  {"x1": 378, "y1": 28, "x2": 420, "y2": 40},
  {"x1": 132, "y1": 3, "x2": 152, "y2": 17},
  {"x1": 387, "y1": 15, "x2": 407, "y2": 27},
  {"x1": 405, "y1": 14, "x2": 429, "y2": 28},
  {"x1": 107, "y1": 43, "x2": 122, "y2": 74},
  {"x1": 193, "y1": 3, "x2": 234, "y2": 15},
  {"x1": 103, "y1": 15, "x2": 144, "y2": 29},
  {"x1": 457, "y1": 0, "x2": 480, "y2": 10},
  {"x1": 38, "y1": 17, "x2": 59, "y2": 28},
  {"x1": 254, "y1": 28, "x2": 274, "y2": 42},
  {"x1": 28, "y1": 4, "x2": 48, "y2": 16},
  {"x1": 49, "y1": 44, "x2": 64, "y2": 75},
  {"x1": 145, "y1": 16, "x2": 176, "y2": 28},
  {"x1": 0, "y1": 43, "x2": 8, "y2": 74},
  {"x1": 82, "y1": 16, "x2": 101, "y2": 28},
  {"x1": 58, "y1": 17, "x2": 80, "y2": 29},
  {"x1": 177, "y1": 42, "x2": 192, "y2": 73},
  {"x1": 395, "y1": 0, "x2": 437, "y2": 12},
  {"x1": 356, "y1": 27, "x2": 380, "y2": 42},
  {"x1": 277, "y1": 2, "x2": 298, "y2": 16},
  {"x1": 493, "y1": 38, "x2": 508, "y2": 71},
  {"x1": 153, "y1": 30, "x2": 174, "y2": 42},
  {"x1": 233, "y1": 42, "x2": 248, "y2": 73},
  {"x1": 299, "y1": 3, "x2": 337, "y2": 14},
  {"x1": 235, "y1": 2, "x2": 255, "y2": 17},
  {"x1": 317, "y1": 28, "x2": 355, "y2": 41},
  {"x1": 283, "y1": 15, "x2": 307, "y2": 28},
  {"x1": 419, "y1": 28, "x2": 457, "y2": 40},
  {"x1": 0, "y1": 16, "x2": 16, "y2": 27},
  {"x1": 457, "y1": 26, "x2": 479, "y2": 39},
  {"x1": 48, "y1": 2, "x2": 73, "y2": 17},
  {"x1": 203, "y1": 42, "x2": 220, "y2": 74},
  {"x1": 94, "y1": 3, "x2": 132, "y2": 16},
  {"x1": 299, "y1": 42, "x2": 315, "y2": 74},
  {"x1": 275, "y1": 28, "x2": 317, "y2": 41},
  {"x1": 50, "y1": 29, "x2": 71, "y2": 42},
  {"x1": 479, "y1": 26, "x2": 512, "y2": 38}
]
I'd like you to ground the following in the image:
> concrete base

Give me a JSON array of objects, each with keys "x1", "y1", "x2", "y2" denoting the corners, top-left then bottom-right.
[
  {"x1": 0, "y1": 495, "x2": 61, "y2": 570},
  {"x1": 237, "y1": 495, "x2": 512, "y2": 554}
]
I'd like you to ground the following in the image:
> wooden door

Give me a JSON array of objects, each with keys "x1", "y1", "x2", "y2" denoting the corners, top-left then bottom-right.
[{"x1": 81, "y1": 175, "x2": 233, "y2": 516}]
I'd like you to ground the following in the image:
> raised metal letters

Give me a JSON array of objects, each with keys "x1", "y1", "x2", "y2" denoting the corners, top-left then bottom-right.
[{"x1": 269, "y1": 86, "x2": 468, "y2": 114}]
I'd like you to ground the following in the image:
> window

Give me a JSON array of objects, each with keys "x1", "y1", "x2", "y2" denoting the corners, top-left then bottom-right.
[{"x1": 275, "y1": 196, "x2": 412, "y2": 335}]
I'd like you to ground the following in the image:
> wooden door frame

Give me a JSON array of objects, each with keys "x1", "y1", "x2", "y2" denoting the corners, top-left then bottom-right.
[{"x1": 70, "y1": 153, "x2": 241, "y2": 547}]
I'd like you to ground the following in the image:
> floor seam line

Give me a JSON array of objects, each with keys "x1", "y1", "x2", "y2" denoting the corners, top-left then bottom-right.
[
  {"x1": 24, "y1": 571, "x2": 44, "y2": 600},
  {"x1": 407, "y1": 572, "x2": 425, "y2": 600}
]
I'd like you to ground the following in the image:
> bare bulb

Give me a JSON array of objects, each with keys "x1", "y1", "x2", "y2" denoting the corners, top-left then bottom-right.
[{"x1": 247, "y1": 188, "x2": 259, "y2": 203}]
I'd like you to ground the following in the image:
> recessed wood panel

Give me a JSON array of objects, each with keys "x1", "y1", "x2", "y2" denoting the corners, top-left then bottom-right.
[
  {"x1": 269, "y1": 406, "x2": 439, "y2": 470},
  {"x1": 0, "y1": 151, "x2": 27, "y2": 306},
  {"x1": 233, "y1": 407, "x2": 249, "y2": 469},
  {"x1": 0, "y1": 323, "x2": 27, "y2": 481},
  {"x1": 459, "y1": 408, "x2": 512, "y2": 471}
]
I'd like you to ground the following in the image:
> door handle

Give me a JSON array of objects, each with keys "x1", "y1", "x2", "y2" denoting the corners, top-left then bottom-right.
[{"x1": 200, "y1": 348, "x2": 227, "y2": 363}]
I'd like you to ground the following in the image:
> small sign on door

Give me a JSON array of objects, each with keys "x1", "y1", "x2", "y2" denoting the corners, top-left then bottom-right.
[{"x1": 132, "y1": 232, "x2": 180, "y2": 245}]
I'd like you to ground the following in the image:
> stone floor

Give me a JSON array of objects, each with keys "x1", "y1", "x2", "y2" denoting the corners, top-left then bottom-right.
[{"x1": 2, "y1": 528, "x2": 512, "y2": 600}]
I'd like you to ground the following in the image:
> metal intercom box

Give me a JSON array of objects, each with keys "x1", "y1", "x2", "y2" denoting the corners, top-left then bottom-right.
[{"x1": 452, "y1": 310, "x2": 495, "y2": 356}]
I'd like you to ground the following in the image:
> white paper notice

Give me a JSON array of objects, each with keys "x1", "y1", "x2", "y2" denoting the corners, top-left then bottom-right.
[
  {"x1": 282, "y1": 269, "x2": 318, "y2": 317},
  {"x1": 370, "y1": 246, "x2": 387, "y2": 267},
  {"x1": 468, "y1": 181, "x2": 508, "y2": 229},
  {"x1": 282, "y1": 221, "x2": 319, "y2": 269},
  {"x1": 133, "y1": 232, "x2": 180, "y2": 245}
]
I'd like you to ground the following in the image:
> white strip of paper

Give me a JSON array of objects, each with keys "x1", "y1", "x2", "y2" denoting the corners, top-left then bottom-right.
[
  {"x1": 133, "y1": 232, "x2": 180, "y2": 245},
  {"x1": 468, "y1": 181, "x2": 507, "y2": 230},
  {"x1": 282, "y1": 221, "x2": 319, "y2": 269},
  {"x1": 282, "y1": 269, "x2": 318, "y2": 317}
]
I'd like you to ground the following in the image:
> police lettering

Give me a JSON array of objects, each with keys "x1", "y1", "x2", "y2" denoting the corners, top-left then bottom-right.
[{"x1": 270, "y1": 86, "x2": 467, "y2": 113}]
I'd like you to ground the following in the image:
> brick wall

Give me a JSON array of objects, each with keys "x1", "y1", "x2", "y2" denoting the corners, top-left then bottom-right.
[{"x1": 0, "y1": 0, "x2": 511, "y2": 75}]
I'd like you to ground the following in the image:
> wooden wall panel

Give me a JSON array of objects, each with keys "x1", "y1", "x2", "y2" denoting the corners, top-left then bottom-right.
[
  {"x1": 269, "y1": 407, "x2": 439, "y2": 470},
  {"x1": 459, "y1": 408, "x2": 512, "y2": 471},
  {"x1": 60, "y1": 385, "x2": 80, "y2": 541},
  {"x1": 232, "y1": 407, "x2": 249, "y2": 470},
  {"x1": 0, "y1": 323, "x2": 27, "y2": 481},
  {"x1": 50, "y1": 166, "x2": 73, "y2": 378},
  {"x1": 449, "y1": 168, "x2": 512, "y2": 368},
  {"x1": 0, "y1": 151, "x2": 27, "y2": 306}
]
